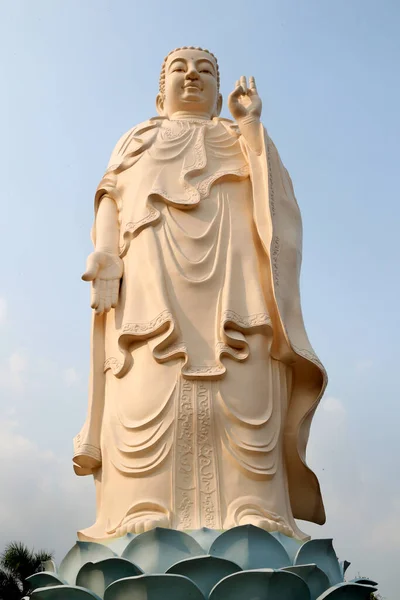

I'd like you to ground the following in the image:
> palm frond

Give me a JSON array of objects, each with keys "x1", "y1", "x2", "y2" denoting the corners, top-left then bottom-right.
[
  {"x1": 33, "y1": 550, "x2": 54, "y2": 565},
  {"x1": 0, "y1": 568, "x2": 22, "y2": 600},
  {"x1": 31, "y1": 549, "x2": 54, "y2": 575},
  {"x1": 0, "y1": 541, "x2": 54, "y2": 594},
  {"x1": 0, "y1": 542, "x2": 34, "y2": 572}
]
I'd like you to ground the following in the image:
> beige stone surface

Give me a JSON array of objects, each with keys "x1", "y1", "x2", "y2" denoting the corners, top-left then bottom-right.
[{"x1": 74, "y1": 47, "x2": 327, "y2": 541}]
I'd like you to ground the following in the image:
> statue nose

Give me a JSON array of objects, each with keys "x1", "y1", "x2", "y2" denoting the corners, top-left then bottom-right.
[{"x1": 186, "y1": 70, "x2": 199, "y2": 80}]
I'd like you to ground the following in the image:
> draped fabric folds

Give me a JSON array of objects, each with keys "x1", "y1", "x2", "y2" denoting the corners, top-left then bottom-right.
[{"x1": 73, "y1": 116, "x2": 327, "y2": 541}]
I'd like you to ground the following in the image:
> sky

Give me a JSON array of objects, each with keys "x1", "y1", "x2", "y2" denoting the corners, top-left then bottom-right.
[{"x1": 0, "y1": 0, "x2": 399, "y2": 597}]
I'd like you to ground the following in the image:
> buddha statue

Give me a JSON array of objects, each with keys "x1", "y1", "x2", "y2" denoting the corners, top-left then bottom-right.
[{"x1": 73, "y1": 46, "x2": 327, "y2": 542}]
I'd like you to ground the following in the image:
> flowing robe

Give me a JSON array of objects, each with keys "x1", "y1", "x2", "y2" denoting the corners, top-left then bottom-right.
[{"x1": 73, "y1": 116, "x2": 327, "y2": 541}]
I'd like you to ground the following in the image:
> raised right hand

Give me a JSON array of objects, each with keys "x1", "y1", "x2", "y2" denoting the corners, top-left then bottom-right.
[{"x1": 82, "y1": 251, "x2": 123, "y2": 314}]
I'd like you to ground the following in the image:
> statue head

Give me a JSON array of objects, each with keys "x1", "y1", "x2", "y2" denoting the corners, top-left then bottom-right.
[{"x1": 157, "y1": 46, "x2": 223, "y2": 119}]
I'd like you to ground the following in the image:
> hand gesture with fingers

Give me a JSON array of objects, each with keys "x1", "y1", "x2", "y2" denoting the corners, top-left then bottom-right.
[
  {"x1": 228, "y1": 75, "x2": 262, "y2": 122},
  {"x1": 82, "y1": 251, "x2": 123, "y2": 315}
]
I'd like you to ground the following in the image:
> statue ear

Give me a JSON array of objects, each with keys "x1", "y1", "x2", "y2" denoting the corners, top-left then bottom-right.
[
  {"x1": 215, "y1": 93, "x2": 223, "y2": 117},
  {"x1": 156, "y1": 93, "x2": 165, "y2": 116}
]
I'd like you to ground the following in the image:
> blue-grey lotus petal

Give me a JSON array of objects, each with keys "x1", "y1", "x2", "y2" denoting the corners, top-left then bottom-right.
[
  {"x1": 349, "y1": 577, "x2": 378, "y2": 586},
  {"x1": 27, "y1": 572, "x2": 66, "y2": 591},
  {"x1": 188, "y1": 528, "x2": 222, "y2": 552},
  {"x1": 31, "y1": 585, "x2": 102, "y2": 599},
  {"x1": 316, "y1": 582, "x2": 378, "y2": 599},
  {"x1": 271, "y1": 531, "x2": 304, "y2": 563},
  {"x1": 166, "y1": 555, "x2": 241, "y2": 597},
  {"x1": 121, "y1": 527, "x2": 205, "y2": 573},
  {"x1": 41, "y1": 560, "x2": 57, "y2": 573},
  {"x1": 103, "y1": 574, "x2": 205, "y2": 600},
  {"x1": 281, "y1": 565, "x2": 330, "y2": 600},
  {"x1": 76, "y1": 557, "x2": 144, "y2": 598},
  {"x1": 59, "y1": 542, "x2": 117, "y2": 585},
  {"x1": 209, "y1": 569, "x2": 311, "y2": 600},
  {"x1": 294, "y1": 539, "x2": 342, "y2": 586},
  {"x1": 106, "y1": 533, "x2": 135, "y2": 556},
  {"x1": 209, "y1": 525, "x2": 291, "y2": 570},
  {"x1": 340, "y1": 561, "x2": 351, "y2": 578}
]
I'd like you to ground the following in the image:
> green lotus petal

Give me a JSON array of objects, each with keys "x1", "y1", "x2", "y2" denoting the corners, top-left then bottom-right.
[
  {"x1": 209, "y1": 525, "x2": 291, "y2": 570},
  {"x1": 59, "y1": 542, "x2": 117, "y2": 585},
  {"x1": 281, "y1": 564, "x2": 330, "y2": 600},
  {"x1": 76, "y1": 557, "x2": 143, "y2": 598},
  {"x1": 209, "y1": 569, "x2": 311, "y2": 600},
  {"x1": 316, "y1": 582, "x2": 378, "y2": 599},
  {"x1": 27, "y1": 572, "x2": 66, "y2": 591},
  {"x1": 271, "y1": 531, "x2": 304, "y2": 563},
  {"x1": 103, "y1": 574, "x2": 205, "y2": 600},
  {"x1": 188, "y1": 528, "x2": 222, "y2": 553},
  {"x1": 121, "y1": 528, "x2": 205, "y2": 573},
  {"x1": 30, "y1": 585, "x2": 102, "y2": 599},
  {"x1": 166, "y1": 555, "x2": 241, "y2": 597},
  {"x1": 294, "y1": 540, "x2": 342, "y2": 586}
]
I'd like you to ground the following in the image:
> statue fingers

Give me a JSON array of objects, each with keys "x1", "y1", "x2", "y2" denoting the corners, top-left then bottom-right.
[
  {"x1": 102, "y1": 281, "x2": 111, "y2": 313},
  {"x1": 95, "y1": 280, "x2": 107, "y2": 315},
  {"x1": 248, "y1": 75, "x2": 258, "y2": 94},
  {"x1": 90, "y1": 278, "x2": 100, "y2": 309},
  {"x1": 240, "y1": 75, "x2": 248, "y2": 94},
  {"x1": 111, "y1": 280, "x2": 119, "y2": 308},
  {"x1": 82, "y1": 254, "x2": 99, "y2": 281},
  {"x1": 229, "y1": 83, "x2": 244, "y2": 100}
]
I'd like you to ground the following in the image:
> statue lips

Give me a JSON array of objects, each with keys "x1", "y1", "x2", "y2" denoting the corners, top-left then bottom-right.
[
  {"x1": 183, "y1": 83, "x2": 202, "y2": 91},
  {"x1": 182, "y1": 84, "x2": 203, "y2": 100}
]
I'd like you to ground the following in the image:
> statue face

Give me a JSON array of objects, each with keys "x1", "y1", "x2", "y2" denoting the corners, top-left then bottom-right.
[{"x1": 159, "y1": 49, "x2": 220, "y2": 118}]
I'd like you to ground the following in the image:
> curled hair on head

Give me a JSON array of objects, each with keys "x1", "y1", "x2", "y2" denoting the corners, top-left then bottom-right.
[{"x1": 159, "y1": 46, "x2": 220, "y2": 96}]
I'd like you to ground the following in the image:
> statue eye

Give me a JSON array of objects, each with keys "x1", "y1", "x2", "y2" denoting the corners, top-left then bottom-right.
[
  {"x1": 173, "y1": 67, "x2": 185, "y2": 73},
  {"x1": 200, "y1": 69, "x2": 212, "y2": 74}
]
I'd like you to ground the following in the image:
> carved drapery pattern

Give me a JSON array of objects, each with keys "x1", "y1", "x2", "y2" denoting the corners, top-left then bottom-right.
[
  {"x1": 104, "y1": 310, "x2": 175, "y2": 377},
  {"x1": 196, "y1": 165, "x2": 249, "y2": 199},
  {"x1": 173, "y1": 379, "x2": 221, "y2": 529},
  {"x1": 196, "y1": 381, "x2": 221, "y2": 528},
  {"x1": 104, "y1": 311, "x2": 274, "y2": 380},
  {"x1": 120, "y1": 206, "x2": 161, "y2": 256},
  {"x1": 121, "y1": 310, "x2": 173, "y2": 335},
  {"x1": 104, "y1": 357, "x2": 123, "y2": 376},
  {"x1": 291, "y1": 344, "x2": 328, "y2": 382},
  {"x1": 182, "y1": 364, "x2": 226, "y2": 379},
  {"x1": 271, "y1": 236, "x2": 280, "y2": 288},
  {"x1": 266, "y1": 137, "x2": 276, "y2": 217},
  {"x1": 222, "y1": 310, "x2": 272, "y2": 329},
  {"x1": 174, "y1": 379, "x2": 196, "y2": 529}
]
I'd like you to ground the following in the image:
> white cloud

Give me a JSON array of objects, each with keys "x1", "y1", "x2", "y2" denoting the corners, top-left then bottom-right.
[
  {"x1": 0, "y1": 418, "x2": 94, "y2": 560},
  {"x1": 0, "y1": 351, "x2": 28, "y2": 392},
  {"x1": 303, "y1": 390, "x2": 399, "y2": 598},
  {"x1": 322, "y1": 395, "x2": 346, "y2": 417},
  {"x1": 0, "y1": 297, "x2": 7, "y2": 325},
  {"x1": 10, "y1": 352, "x2": 27, "y2": 375},
  {"x1": 63, "y1": 367, "x2": 80, "y2": 387}
]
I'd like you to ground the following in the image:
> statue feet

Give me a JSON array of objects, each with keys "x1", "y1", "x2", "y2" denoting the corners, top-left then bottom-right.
[
  {"x1": 224, "y1": 497, "x2": 306, "y2": 539},
  {"x1": 238, "y1": 514, "x2": 295, "y2": 537},
  {"x1": 115, "y1": 513, "x2": 170, "y2": 536}
]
